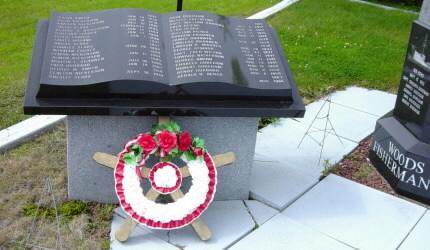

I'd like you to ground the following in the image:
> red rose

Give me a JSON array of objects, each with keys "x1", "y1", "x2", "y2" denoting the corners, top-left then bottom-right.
[
  {"x1": 157, "y1": 130, "x2": 177, "y2": 154},
  {"x1": 178, "y1": 131, "x2": 192, "y2": 152},
  {"x1": 137, "y1": 133, "x2": 157, "y2": 153},
  {"x1": 193, "y1": 147, "x2": 204, "y2": 157}
]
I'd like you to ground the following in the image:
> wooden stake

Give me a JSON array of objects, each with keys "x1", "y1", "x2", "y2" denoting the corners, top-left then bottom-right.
[
  {"x1": 92, "y1": 152, "x2": 150, "y2": 177},
  {"x1": 114, "y1": 188, "x2": 159, "y2": 242},
  {"x1": 115, "y1": 217, "x2": 137, "y2": 242},
  {"x1": 158, "y1": 116, "x2": 170, "y2": 125},
  {"x1": 93, "y1": 152, "x2": 117, "y2": 169},
  {"x1": 170, "y1": 190, "x2": 212, "y2": 241}
]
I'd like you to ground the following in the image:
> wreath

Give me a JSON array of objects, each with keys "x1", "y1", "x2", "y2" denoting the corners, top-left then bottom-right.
[{"x1": 114, "y1": 120, "x2": 217, "y2": 229}]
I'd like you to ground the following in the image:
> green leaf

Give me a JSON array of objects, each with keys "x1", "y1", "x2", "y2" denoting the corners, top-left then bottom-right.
[
  {"x1": 192, "y1": 137, "x2": 205, "y2": 149},
  {"x1": 163, "y1": 121, "x2": 181, "y2": 133},
  {"x1": 135, "y1": 154, "x2": 143, "y2": 163},
  {"x1": 165, "y1": 123, "x2": 175, "y2": 132},
  {"x1": 169, "y1": 121, "x2": 181, "y2": 133},
  {"x1": 183, "y1": 150, "x2": 196, "y2": 161},
  {"x1": 124, "y1": 152, "x2": 136, "y2": 166},
  {"x1": 170, "y1": 148, "x2": 180, "y2": 157},
  {"x1": 131, "y1": 144, "x2": 143, "y2": 156},
  {"x1": 151, "y1": 124, "x2": 165, "y2": 134}
]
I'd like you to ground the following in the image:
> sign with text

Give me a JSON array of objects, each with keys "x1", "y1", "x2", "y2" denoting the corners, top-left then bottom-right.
[
  {"x1": 38, "y1": 9, "x2": 292, "y2": 100},
  {"x1": 369, "y1": 118, "x2": 430, "y2": 204},
  {"x1": 24, "y1": 9, "x2": 305, "y2": 117},
  {"x1": 394, "y1": 21, "x2": 430, "y2": 142}
]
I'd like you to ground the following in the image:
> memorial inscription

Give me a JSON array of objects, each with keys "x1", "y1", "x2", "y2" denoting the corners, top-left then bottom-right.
[
  {"x1": 38, "y1": 9, "x2": 291, "y2": 100},
  {"x1": 394, "y1": 21, "x2": 430, "y2": 143},
  {"x1": 24, "y1": 9, "x2": 305, "y2": 117}
]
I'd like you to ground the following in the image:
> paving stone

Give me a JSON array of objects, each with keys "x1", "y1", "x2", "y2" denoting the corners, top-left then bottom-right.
[
  {"x1": 283, "y1": 174, "x2": 426, "y2": 250},
  {"x1": 250, "y1": 157, "x2": 319, "y2": 210},
  {"x1": 229, "y1": 214, "x2": 352, "y2": 250},
  {"x1": 294, "y1": 97, "x2": 378, "y2": 143},
  {"x1": 110, "y1": 213, "x2": 177, "y2": 250},
  {"x1": 398, "y1": 210, "x2": 430, "y2": 250},
  {"x1": 329, "y1": 86, "x2": 396, "y2": 117},
  {"x1": 293, "y1": 87, "x2": 396, "y2": 143},
  {"x1": 244, "y1": 200, "x2": 279, "y2": 225},
  {"x1": 255, "y1": 118, "x2": 357, "y2": 175},
  {"x1": 159, "y1": 200, "x2": 255, "y2": 250}
]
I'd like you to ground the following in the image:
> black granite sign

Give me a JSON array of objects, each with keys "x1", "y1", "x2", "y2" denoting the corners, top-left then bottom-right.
[
  {"x1": 24, "y1": 9, "x2": 304, "y2": 117},
  {"x1": 394, "y1": 21, "x2": 430, "y2": 143},
  {"x1": 369, "y1": 20, "x2": 430, "y2": 205},
  {"x1": 369, "y1": 115, "x2": 430, "y2": 204},
  {"x1": 37, "y1": 9, "x2": 292, "y2": 100}
]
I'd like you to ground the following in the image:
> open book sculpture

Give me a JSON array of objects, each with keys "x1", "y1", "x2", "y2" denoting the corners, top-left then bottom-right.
[{"x1": 24, "y1": 8, "x2": 305, "y2": 117}]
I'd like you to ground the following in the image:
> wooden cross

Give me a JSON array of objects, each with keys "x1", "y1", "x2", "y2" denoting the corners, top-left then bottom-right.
[{"x1": 92, "y1": 116, "x2": 236, "y2": 242}]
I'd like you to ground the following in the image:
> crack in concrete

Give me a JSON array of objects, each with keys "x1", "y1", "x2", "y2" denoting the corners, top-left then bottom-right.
[{"x1": 242, "y1": 200, "x2": 258, "y2": 229}]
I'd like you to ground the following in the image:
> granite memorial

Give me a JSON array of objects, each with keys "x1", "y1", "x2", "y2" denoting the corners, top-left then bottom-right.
[
  {"x1": 369, "y1": 19, "x2": 430, "y2": 204},
  {"x1": 24, "y1": 9, "x2": 305, "y2": 203}
]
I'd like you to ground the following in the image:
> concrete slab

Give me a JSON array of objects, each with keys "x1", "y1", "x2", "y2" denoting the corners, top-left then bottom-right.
[
  {"x1": 244, "y1": 200, "x2": 279, "y2": 226},
  {"x1": 250, "y1": 158, "x2": 319, "y2": 210},
  {"x1": 294, "y1": 97, "x2": 378, "y2": 143},
  {"x1": 329, "y1": 86, "x2": 396, "y2": 117},
  {"x1": 398, "y1": 210, "x2": 430, "y2": 250},
  {"x1": 110, "y1": 213, "x2": 178, "y2": 250},
  {"x1": 292, "y1": 87, "x2": 396, "y2": 143},
  {"x1": 229, "y1": 214, "x2": 352, "y2": 250},
  {"x1": 255, "y1": 118, "x2": 357, "y2": 175},
  {"x1": 160, "y1": 200, "x2": 255, "y2": 250},
  {"x1": 283, "y1": 175, "x2": 426, "y2": 250}
]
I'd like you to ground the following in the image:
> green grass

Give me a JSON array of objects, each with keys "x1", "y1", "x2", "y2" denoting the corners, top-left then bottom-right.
[
  {"x1": 269, "y1": 0, "x2": 417, "y2": 98},
  {"x1": 0, "y1": 0, "x2": 279, "y2": 130},
  {"x1": 0, "y1": 125, "x2": 115, "y2": 248}
]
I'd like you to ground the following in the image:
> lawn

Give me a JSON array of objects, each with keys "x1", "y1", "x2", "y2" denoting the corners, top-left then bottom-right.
[
  {"x1": 0, "y1": 125, "x2": 114, "y2": 249},
  {"x1": 0, "y1": 0, "x2": 279, "y2": 130},
  {"x1": 270, "y1": 0, "x2": 417, "y2": 98}
]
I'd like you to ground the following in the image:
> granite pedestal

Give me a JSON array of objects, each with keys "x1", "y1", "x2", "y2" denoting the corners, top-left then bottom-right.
[
  {"x1": 369, "y1": 114, "x2": 430, "y2": 204},
  {"x1": 67, "y1": 115, "x2": 259, "y2": 203}
]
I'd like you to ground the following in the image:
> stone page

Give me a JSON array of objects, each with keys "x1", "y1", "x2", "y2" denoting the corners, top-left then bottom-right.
[
  {"x1": 40, "y1": 9, "x2": 168, "y2": 85},
  {"x1": 164, "y1": 11, "x2": 291, "y2": 90},
  {"x1": 39, "y1": 9, "x2": 291, "y2": 92}
]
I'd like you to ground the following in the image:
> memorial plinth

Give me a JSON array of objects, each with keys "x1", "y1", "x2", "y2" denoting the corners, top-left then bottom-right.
[
  {"x1": 369, "y1": 20, "x2": 430, "y2": 205},
  {"x1": 24, "y1": 9, "x2": 305, "y2": 203}
]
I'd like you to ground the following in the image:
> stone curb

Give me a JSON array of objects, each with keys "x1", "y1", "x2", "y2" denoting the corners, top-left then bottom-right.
[
  {"x1": 0, "y1": 115, "x2": 66, "y2": 153},
  {"x1": 247, "y1": 0, "x2": 300, "y2": 19},
  {"x1": 350, "y1": 0, "x2": 418, "y2": 14}
]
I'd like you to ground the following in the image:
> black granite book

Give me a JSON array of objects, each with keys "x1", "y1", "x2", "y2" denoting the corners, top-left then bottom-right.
[
  {"x1": 36, "y1": 9, "x2": 293, "y2": 100},
  {"x1": 24, "y1": 8, "x2": 305, "y2": 117}
]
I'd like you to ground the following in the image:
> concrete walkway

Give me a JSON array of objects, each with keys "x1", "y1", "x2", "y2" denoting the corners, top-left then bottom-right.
[{"x1": 110, "y1": 86, "x2": 430, "y2": 249}]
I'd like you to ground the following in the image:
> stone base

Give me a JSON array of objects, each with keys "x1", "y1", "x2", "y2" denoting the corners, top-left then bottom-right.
[
  {"x1": 369, "y1": 113, "x2": 430, "y2": 205},
  {"x1": 67, "y1": 116, "x2": 259, "y2": 203}
]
